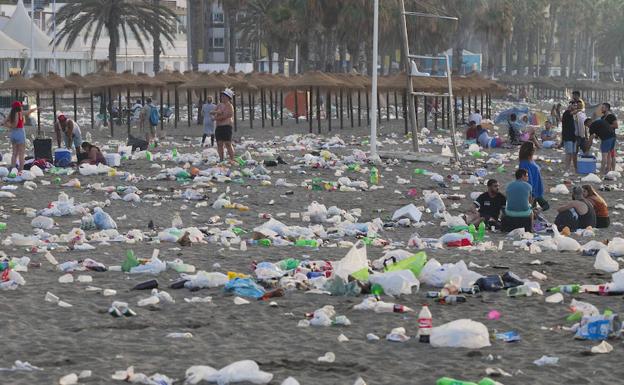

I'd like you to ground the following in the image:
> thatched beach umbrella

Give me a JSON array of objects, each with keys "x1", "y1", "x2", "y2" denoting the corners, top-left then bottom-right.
[
  {"x1": 180, "y1": 72, "x2": 227, "y2": 127},
  {"x1": 84, "y1": 71, "x2": 131, "y2": 136},
  {"x1": 0, "y1": 76, "x2": 44, "y2": 135},
  {"x1": 289, "y1": 71, "x2": 342, "y2": 133}
]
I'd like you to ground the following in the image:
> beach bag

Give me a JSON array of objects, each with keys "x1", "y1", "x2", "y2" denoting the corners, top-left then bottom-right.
[
  {"x1": 33, "y1": 138, "x2": 52, "y2": 161},
  {"x1": 149, "y1": 105, "x2": 159, "y2": 126}
]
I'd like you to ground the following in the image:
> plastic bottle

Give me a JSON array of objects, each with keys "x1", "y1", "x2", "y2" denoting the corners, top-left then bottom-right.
[
  {"x1": 436, "y1": 378, "x2": 478, "y2": 385},
  {"x1": 132, "y1": 279, "x2": 159, "y2": 290},
  {"x1": 145, "y1": 151, "x2": 152, "y2": 161},
  {"x1": 507, "y1": 284, "x2": 533, "y2": 297},
  {"x1": 547, "y1": 284, "x2": 581, "y2": 294},
  {"x1": 295, "y1": 239, "x2": 319, "y2": 247},
  {"x1": 477, "y1": 221, "x2": 486, "y2": 242},
  {"x1": 417, "y1": 304, "x2": 432, "y2": 343},
  {"x1": 438, "y1": 295, "x2": 467, "y2": 304},
  {"x1": 172, "y1": 148, "x2": 178, "y2": 159},
  {"x1": 258, "y1": 239, "x2": 271, "y2": 247},
  {"x1": 370, "y1": 166, "x2": 379, "y2": 185},
  {"x1": 0, "y1": 222, "x2": 7, "y2": 231},
  {"x1": 371, "y1": 283, "x2": 384, "y2": 296},
  {"x1": 414, "y1": 168, "x2": 426, "y2": 175},
  {"x1": 468, "y1": 224, "x2": 477, "y2": 240}
]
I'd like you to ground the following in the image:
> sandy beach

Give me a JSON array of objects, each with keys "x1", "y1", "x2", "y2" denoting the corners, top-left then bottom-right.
[{"x1": 1, "y1": 107, "x2": 623, "y2": 385}]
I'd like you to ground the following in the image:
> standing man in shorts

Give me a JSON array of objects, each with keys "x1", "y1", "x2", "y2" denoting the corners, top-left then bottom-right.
[
  {"x1": 560, "y1": 102, "x2": 576, "y2": 172},
  {"x1": 54, "y1": 114, "x2": 82, "y2": 154},
  {"x1": 211, "y1": 88, "x2": 235, "y2": 163},
  {"x1": 588, "y1": 114, "x2": 618, "y2": 174}
]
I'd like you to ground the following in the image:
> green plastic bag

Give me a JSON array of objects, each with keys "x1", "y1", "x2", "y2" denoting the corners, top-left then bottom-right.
[{"x1": 383, "y1": 252, "x2": 427, "y2": 277}]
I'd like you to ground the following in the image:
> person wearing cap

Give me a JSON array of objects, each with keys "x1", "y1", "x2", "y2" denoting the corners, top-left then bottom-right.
[
  {"x1": 2, "y1": 101, "x2": 37, "y2": 173},
  {"x1": 54, "y1": 114, "x2": 82, "y2": 154},
  {"x1": 211, "y1": 88, "x2": 235, "y2": 163}
]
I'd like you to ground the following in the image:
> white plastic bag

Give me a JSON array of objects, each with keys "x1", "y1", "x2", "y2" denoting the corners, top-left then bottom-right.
[
  {"x1": 595, "y1": 249, "x2": 619, "y2": 273},
  {"x1": 607, "y1": 237, "x2": 624, "y2": 257},
  {"x1": 391, "y1": 204, "x2": 422, "y2": 222},
  {"x1": 423, "y1": 190, "x2": 446, "y2": 214},
  {"x1": 369, "y1": 270, "x2": 419, "y2": 295},
  {"x1": 31, "y1": 216, "x2": 54, "y2": 230},
  {"x1": 333, "y1": 241, "x2": 368, "y2": 280},
  {"x1": 581, "y1": 173, "x2": 602, "y2": 183},
  {"x1": 92, "y1": 207, "x2": 117, "y2": 230},
  {"x1": 430, "y1": 319, "x2": 491, "y2": 349}
]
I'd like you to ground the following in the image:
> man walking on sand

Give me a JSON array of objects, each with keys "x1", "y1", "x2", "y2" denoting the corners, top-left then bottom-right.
[{"x1": 211, "y1": 88, "x2": 236, "y2": 163}]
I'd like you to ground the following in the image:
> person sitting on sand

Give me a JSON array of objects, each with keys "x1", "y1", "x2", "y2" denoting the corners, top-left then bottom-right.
[
  {"x1": 501, "y1": 168, "x2": 533, "y2": 232},
  {"x1": 554, "y1": 186, "x2": 596, "y2": 232},
  {"x1": 79, "y1": 142, "x2": 107, "y2": 165},
  {"x1": 466, "y1": 179, "x2": 506, "y2": 228},
  {"x1": 540, "y1": 121, "x2": 557, "y2": 148},
  {"x1": 582, "y1": 184, "x2": 609, "y2": 228},
  {"x1": 518, "y1": 142, "x2": 549, "y2": 211},
  {"x1": 477, "y1": 120, "x2": 505, "y2": 149},
  {"x1": 465, "y1": 120, "x2": 478, "y2": 140}
]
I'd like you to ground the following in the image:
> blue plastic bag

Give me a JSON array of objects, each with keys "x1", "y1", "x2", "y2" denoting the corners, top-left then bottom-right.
[
  {"x1": 92, "y1": 207, "x2": 117, "y2": 230},
  {"x1": 224, "y1": 278, "x2": 265, "y2": 299}
]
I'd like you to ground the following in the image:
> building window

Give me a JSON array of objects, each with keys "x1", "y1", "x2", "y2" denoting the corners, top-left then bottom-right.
[
  {"x1": 213, "y1": 37, "x2": 224, "y2": 48},
  {"x1": 212, "y1": 12, "x2": 224, "y2": 23}
]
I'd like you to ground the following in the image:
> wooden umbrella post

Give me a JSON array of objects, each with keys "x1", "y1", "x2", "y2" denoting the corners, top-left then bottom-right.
[
  {"x1": 349, "y1": 91, "x2": 354, "y2": 128},
  {"x1": 339, "y1": 88, "x2": 344, "y2": 129},
  {"x1": 52, "y1": 90, "x2": 57, "y2": 132},
  {"x1": 308, "y1": 87, "x2": 313, "y2": 133},
  {"x1": 327, "y1": 90, "x2": 331, "y2": 132},
  {"x1": 294, "y1": 90, "x2": 299, "y2": 125},
  {"x1": 316, "y1": 87, "x2": 321, "y2": 133},
  {"x1": 187, "y1": 89, "x2": 191, "y2": 127},
  {"x1": 90, "y1": 91, "x2": 94, "y2": 130},
  {"x1": 127, "y1": 88, "x2": 131, "y2": 136},
  {"x1": 260, "y1": 88, "x2": 266, "y2": 128},
  {"x1": 269, "y1": 89, "x2": 274, "y2": 127},
  {"x1": 248, "y1": 93, "x2": 254, "y2": 129},
  {"x1": 36, "y1": 91, "x2": 41, "y2": 137},
  {"x1": 279, "y1": 90, "x2": 283, "y2": 126},
  {"x1": 159, "y1": 88, "x2": 164, "y2": 134},
  {"x1": 386, "y1": 91, "x2": 390, "y2": 122},
  {"x1": 357, "y1": 90, "x2": 361, "y2": 127},
  {"x1": 366, "y1": 91, "x2": 370, "y2": 125},
  {"x1": 108, "y1": 87, "x2": 114, "y2": 137},
  {"x1": 174, "y1": 85, "x2": 179, "y2": 129},
  {"x1": 402, "y1": 90, "x2": 407, "y2": 135},
  {"x1": 240, "y1": 91, "x2": 245, "y2": 121},
  {"x1": 73, "y1": 89, "x2": 77, "y2": 122}
]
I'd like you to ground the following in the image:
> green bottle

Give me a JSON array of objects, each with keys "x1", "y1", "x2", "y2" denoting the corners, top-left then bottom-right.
[
  {"x1": 311, "y1": 178, "x2": 324, "y2": 191},
  {"x1": 295, "y1": 239, "x2": 318, "y2": 247},
  {"x1": 258, "y1": 239, "x2": 272, "y2": 247},
  {"x1": 468, "y1": 224, "x2": 477, "y2": 241},
  {"x1": 145, "y1": 151, "x2": 152, "y2": 161},
  {"x1": 496, "y1": 165, "x2": 505, "y2": 173},
  {"x1": 0, "y1": 222, "x2": 7, "y2": 231},
  {"x1": 477, "y1": 221, "x2": 486, "y2": 242},
  {"x1": 369, "y1": 166, "x2": 379, "y2": 185},
  {"x1": 548, "y1": 284, "x2": 581, "y2": 294},
  {"x1": 231, "y1": 227, "x2": 246, "y2": 235},
  {"x1": 121, "y1": 250, "x2": 139, "y2": 272},
  {"x1": 172, "y1": 148, "x2": 178, "y2": 158},
  {"x1": 235, "y1": 157, "x2": 246, "y2": 167},
  {"x1": 371, "y1": 283, "x2": 384, "y2": 296},
  {"x1": 414, "y1": 168, "x2": 426, "y2": 175},
  {"x1": 471, "y1": 151, "x2": 482, "y2": 158},
  {"x1": 361, "y1": 237, "x2": 374, "y2": 245}
]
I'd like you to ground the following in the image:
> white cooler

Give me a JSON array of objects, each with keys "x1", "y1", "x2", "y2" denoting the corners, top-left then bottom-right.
[{"x1": 104, "y1": 153, "x2": 121, "y2": 167}]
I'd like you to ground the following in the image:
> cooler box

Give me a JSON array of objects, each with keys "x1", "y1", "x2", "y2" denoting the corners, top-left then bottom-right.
[
  {"x1": 54, "y1": 148, "x2": 71, "y2": 167},
  {"x1": 578, "y1": 155, "x2": 597, "y2": 174},
  {"x1": 104, "y1": 153, "x2": 121, "y2": 167}
]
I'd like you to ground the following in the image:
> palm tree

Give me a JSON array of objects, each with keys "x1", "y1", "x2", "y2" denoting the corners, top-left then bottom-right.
[
  {"x1": 220, "y1": 0, "x2": 246, "y2": 72},
  {"x1": 54, "y1": 0, "x2": 178, "y2": 72},
  {"x1": 475, "y1": 0, "x2": 513, "y2": 75}
]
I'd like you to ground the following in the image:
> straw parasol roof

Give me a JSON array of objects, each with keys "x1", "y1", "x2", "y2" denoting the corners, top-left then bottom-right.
[
  {"x1": 30, "y1": 73, "x2": 58, "y2": 90},
  {"x1": 137, "y1": 72, "x2": 165, "y2": 88},
  {"x1": 83, "y1": 71, "x2": 133, "y2": 90},
  {"x1": 65, "y1": 73, "x2": 88, "y2": 88},
  {"x1": 155, "y1": 70, "x2": 186, "y2": 86},
  {"x1": 0, "y1": 75, "x2": 44, "y2": 91},
  {"x1": 180, "y1": 72, "x2": 228, "y2": 90},
  {"x1": 325, "y1": 73, "x2": 363, "y2": 90},
  {"x1": 46, "y1": 72, "x2": 78, "y2": 89},
  {"x1": 289, "y1": 71, "x2": 343, "y2": 90}
]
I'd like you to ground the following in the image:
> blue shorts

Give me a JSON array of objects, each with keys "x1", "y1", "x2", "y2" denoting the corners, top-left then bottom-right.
[
  {"x1": 64, "y1": 133, "x2": 82, "y2": 149},
  {"x1": 601, "y1": 137, "x2": 616, "y2": 153},
  {"x1": 10, "y1": 129, "x2": 25, "y2": 145},
  {"x1": 563, "y1": 141, "x2": 576, "y2": 154}
]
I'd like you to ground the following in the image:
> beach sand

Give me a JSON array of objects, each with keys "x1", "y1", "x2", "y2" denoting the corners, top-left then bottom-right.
[{"x1": 1, "y1": 111, "x2": 623, "y2": 385}]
